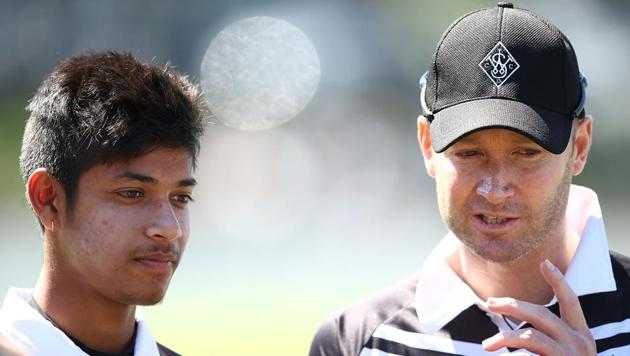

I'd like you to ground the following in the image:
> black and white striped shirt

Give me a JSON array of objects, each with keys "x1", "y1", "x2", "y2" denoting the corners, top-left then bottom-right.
[{"x1": 310, "y1": 187, "x2": 630, "y2": 355}]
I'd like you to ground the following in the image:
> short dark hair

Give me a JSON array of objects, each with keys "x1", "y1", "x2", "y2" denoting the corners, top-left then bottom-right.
[{"x1": 20, "y1": 51, "x2": 205, "y2": 212}]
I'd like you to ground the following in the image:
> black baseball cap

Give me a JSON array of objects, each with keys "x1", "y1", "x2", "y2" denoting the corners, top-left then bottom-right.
[{"x1": 420, "y1": 2, "x2": 587, "y2": 154}]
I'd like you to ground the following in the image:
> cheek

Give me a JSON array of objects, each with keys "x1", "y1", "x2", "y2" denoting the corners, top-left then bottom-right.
[
  {"x1": 437, "y1": 160, "x2": 466, "y2": 190},
  {"x1": 78, "y1": 218, "x2": 117, "y2": 255},
  {"x1": 178, "y1": 211, "x2": 191, "y2": 243},
  {"x1": 74, "y1": 205, "x2": 136, "y2": 261},
  {"x1": 434, "y1": 166, "x2": 467, "y2": 210},
  {"x1": 519, "y1": 162, "x2": 566, "y2": 194}
]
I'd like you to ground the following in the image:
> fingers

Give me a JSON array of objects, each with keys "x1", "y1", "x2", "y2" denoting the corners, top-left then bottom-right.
[
  {"x1": 539, "y1": 259, "x2": 589, "y2": 331},
  {"x1": 482, "y1": 328, "x2": 560, "y2": 355},
  {"x1": 487, "y1": 259, "x2": 589, "y2": 335},
  {"x1": 484, "y1": 259, "x2": 596, "y2": 355},
  {"x1": 483, "y1": 326, "x2": 596, "y2": 356},
  {"x1": 486, "y1": 297, "x2": 566, "y2": 342}
]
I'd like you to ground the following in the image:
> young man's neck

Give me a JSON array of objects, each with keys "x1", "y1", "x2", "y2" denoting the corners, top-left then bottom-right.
[
  {"x1": 447, "y1": 227, "x2": 581, "y2": 306},
  {"x1": 33, "y1": 254, "x2": 136, "y2": 353}
]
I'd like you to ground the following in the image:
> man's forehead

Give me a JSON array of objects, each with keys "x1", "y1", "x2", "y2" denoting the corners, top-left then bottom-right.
[
  {"x1": 111, "y1": 148, "x2": 193, "y2": 168},
  {"x1": 91, "y1": 148, "x2": 195, "y2": 183}
]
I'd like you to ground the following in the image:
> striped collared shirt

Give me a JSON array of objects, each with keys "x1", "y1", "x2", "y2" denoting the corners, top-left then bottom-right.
[{"x1": 310, "y1": 186, "x2": 630, "y2": 355}]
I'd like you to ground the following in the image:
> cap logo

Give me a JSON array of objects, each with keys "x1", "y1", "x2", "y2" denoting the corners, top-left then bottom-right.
[{"x1": 479, "y1": 41, "x2": 520, "y2": 87}]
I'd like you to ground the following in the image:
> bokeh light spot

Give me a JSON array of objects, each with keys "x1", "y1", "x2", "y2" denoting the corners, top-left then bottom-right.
[{"x1": 201, "y1": 16, "x2": 321, "y2": 130}]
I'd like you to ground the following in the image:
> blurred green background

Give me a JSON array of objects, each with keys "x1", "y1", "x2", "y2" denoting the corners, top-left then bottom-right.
[{"x1": 1, "y1": 0, "x2": 629, "y2": 355}]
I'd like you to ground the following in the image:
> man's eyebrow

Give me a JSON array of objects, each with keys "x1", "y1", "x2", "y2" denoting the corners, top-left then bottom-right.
[
  {"x1": 114, "y1": 172, "x2": 197, "y2": 187},
  {"x1": 115, "y1": 172, "x2": 158, "y2": 184},
  {"x1": 178, "y1": 178, "x2": 197, "y2": 187}
]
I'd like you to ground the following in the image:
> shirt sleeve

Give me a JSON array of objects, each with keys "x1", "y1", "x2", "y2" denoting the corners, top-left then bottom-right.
[
  {"x1": 308, "y1": 273, "x2": 421, "y2": 356},
  {"x1": 308, "y1": 315, "x2": 345, "y2": 356}
]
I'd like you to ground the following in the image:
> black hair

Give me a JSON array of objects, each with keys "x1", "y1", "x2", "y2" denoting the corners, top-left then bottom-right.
[{"x1": 20, "y1": 51, "x2": 205, "y2": 213}]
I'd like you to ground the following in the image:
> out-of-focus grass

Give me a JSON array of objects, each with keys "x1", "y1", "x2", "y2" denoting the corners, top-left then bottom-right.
[{"x1": 143, "y1": 283, "x2": 377, "y2": 356}]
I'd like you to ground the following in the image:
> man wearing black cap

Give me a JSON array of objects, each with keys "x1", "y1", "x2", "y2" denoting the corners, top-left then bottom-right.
[{"x1": 310, "y1": 3, "x2": 630, "y2": 355}]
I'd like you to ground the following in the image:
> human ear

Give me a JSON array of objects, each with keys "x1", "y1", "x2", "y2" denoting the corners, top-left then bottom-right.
[
  {"x1": 417, "y1": 116, "x2": 436, "y2": 177},
  {"x1": 26, "y1": 169, "x2": 60, "y2": 232},
  {"x1": 571, "y1": 115, "x2": 593, "y2": 176}
]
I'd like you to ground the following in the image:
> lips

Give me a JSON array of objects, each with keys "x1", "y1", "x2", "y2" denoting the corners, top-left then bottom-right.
[
  {"x1": 134, "y1": 252, "x2": 177, "y2": 271},
  {"x1": 480, "y1": 215, "x2": 509, "y2": 225},
  {"x1": 474, "y1": 212, "x2": 519, "y2": 229}
]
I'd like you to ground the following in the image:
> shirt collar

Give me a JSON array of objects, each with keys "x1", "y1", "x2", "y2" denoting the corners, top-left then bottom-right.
[
  {"x1": 0, "y1": 288, "x2": 160, "y2": 355},
  {"x1": 415, "y1": 184, "x2": 616, "y2": 334}
]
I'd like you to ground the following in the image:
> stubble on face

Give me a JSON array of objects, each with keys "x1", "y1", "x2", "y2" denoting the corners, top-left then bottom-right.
[{"x1": 439, "y1": 148, "x2": 574, "y2": 263}]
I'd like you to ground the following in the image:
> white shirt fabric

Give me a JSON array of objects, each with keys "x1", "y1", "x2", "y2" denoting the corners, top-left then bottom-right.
[
  {"x1": 0, "y1": 288, "x2": 161, "y2": 355},
  {"x1": 415, "y1": 184, "x2": 617, "y2": 334}
]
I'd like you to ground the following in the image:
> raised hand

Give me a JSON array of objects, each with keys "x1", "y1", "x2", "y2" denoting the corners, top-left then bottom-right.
[{"x1": 482, "y1": 260, "x2": 596, "y2": 355}]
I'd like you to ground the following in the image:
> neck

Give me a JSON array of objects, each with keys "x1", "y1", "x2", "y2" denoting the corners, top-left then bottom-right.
[
  {"x1": 447, "y1": 227, "x2": 580, "y2": 305},
  {"x1": 33, "y1": 245, "x2": 136, "y2": 353}
]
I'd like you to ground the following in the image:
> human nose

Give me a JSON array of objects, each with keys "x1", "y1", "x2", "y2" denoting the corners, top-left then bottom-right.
[
  {"x1": 145, "y1": 200, "x2": 183, "y2": 242},
  {"x1": 476, "y1": 165, "x2": 514, "y2": 204}
]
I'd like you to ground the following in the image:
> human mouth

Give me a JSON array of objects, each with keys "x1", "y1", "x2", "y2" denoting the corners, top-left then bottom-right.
[
  {"x1": 481, "y1": 215, "x2": 508, "y2": 225},
  {"x1": 474, "y1": 213, "x2": 518, "y2": 229},
  {"x1": 134, "y1": 253, "x2": 177, "y2": 271}
]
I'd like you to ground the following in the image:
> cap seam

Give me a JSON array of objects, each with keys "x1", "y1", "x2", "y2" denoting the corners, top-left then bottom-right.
[
  {"x1": 497, "y1": 6, "x2": 505, "y2": 96},
  {"x1": 432, "y1": 8, "x2": 488, "y2": 109}
]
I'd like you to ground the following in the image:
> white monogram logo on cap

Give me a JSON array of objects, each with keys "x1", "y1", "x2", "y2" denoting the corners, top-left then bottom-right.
[{"x1": 479, "y1": 41, "x2": 520, "y2": 87}]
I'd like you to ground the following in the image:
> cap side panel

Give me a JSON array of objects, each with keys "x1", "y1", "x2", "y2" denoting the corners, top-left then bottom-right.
[
  {"x1": 562, "y1": 36, "x2": 582, "y2": 113},
  {"x1": 432, "y1": 9, "x2": 500, "y2": 112},
  {"x1": 519, "y1": 9, "x2": 578, "y2": 110},
  {"x1": 428, "y1": 8, "x2": 488, "y2": 111},
  {"x1": 501, "y1": 11, "x2": 567, "y2": 113}
]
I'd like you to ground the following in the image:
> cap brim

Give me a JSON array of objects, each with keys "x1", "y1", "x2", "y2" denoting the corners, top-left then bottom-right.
[{"x1": 430, "y1": 99, "x2": 573, "y2": 154}]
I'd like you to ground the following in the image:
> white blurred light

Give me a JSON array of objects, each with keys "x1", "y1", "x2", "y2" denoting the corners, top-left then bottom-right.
[
  {"x1": 201, "y1": 16, "x2": 321, "y2": 130},
  {"x1": 305, "y1": 95, "x2": 404, "y2": 242},
  {"x1": 193, "y1": 128, "x2": 320, "y2": 243}
]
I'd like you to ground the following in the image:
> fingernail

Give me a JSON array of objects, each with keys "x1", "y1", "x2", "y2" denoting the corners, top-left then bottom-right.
[
  {"x1": 544, "y1": 259, "x2": 558, "y2": 273},
  {"x1": 481, "y1": 335, "x2": 498, "y2": 348}
]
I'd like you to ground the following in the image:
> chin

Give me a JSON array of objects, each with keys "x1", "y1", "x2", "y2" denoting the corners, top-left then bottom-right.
[
  {"x1": 475, "y1": 250, "x2": 524, "y2": 263},
  {"x1": 136, "y1": 296, "x2": 166, "y2": 306},
  {"x1": 114, "y1": 284, "x2": 170, "y2": 306},
  {"x1": 465, "y1": 239, "x2": 531, "y2": 263},
  {"x1": 129, "y1": 290, "x2": 168, "y2": 306}
]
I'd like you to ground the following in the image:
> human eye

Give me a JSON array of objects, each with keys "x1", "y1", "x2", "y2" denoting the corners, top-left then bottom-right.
[
  {"x1": 170, "y1": 194, "x2": 194, "y2": 204},
  {"x1": 116, "y1": 190, "x2": 144, "y2": 199},
  {"x1": 516, "y1": 148, "x2": 542, "y2": 158},
  {"x1": 455, "y1": 150, "x2": 482, "y2": 158}
]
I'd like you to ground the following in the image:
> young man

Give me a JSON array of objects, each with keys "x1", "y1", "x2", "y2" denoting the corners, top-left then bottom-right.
[
  {"x1": 0, "y1": 51, "x2": 205, "y2": 355},
  {"x1": 310, "y1": 3, "x2": 630, "y2": 355}
]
